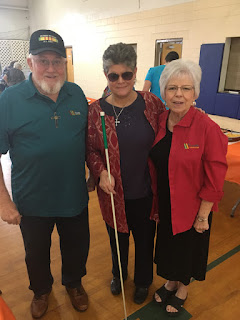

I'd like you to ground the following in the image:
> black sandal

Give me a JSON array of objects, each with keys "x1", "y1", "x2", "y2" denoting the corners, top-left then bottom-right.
[
  {"x1": 166, "y1": 294, "x2": 188, "y2": 317},
  {"x1": 153, "y1": 284, "x2": 177, "y2": 306}
]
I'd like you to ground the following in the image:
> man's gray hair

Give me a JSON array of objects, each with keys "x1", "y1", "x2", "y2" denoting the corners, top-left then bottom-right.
[
  {"x1": 103, "y1": 42, "x2": 137, "y2": 74},
  {"x1": 28, "y1": 53, "x2": 66, "y2": 61},
  {"x1": 160, "y1": 59, "x2": 202, "y2": 100}
]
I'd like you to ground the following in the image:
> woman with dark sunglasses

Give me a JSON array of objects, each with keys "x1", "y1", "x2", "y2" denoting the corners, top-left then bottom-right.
[{"x1": 86, "y1": 42, "x2": 165, "y2": 304}]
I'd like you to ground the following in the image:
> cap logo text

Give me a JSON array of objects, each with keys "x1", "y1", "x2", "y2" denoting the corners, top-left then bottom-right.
[{"x1": 38, "y1": 35, "x2": 58, "y2": 43}]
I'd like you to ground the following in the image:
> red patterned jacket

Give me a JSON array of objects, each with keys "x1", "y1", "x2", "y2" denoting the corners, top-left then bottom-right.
[{"x1": 86, "y1": 91, "x2": 165, "y2": 233}]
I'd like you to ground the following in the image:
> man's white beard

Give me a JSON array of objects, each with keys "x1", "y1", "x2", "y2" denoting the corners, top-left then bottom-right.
[{"x1": 36, "y1": 78, "x2": 64, "y2": 95}]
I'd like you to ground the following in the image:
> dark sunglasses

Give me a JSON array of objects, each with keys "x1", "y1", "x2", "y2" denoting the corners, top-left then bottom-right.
[{"x1": 107, "y1": 71, "x2": 134, "y2": 82}]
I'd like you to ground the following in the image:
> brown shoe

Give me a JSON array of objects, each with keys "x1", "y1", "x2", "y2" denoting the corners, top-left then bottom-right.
[
  {"x1": 30, "y1": 291, "x2": 51, "y2": 319},
  {"x1": 66, "y1": 285, "x2": 88, "y2": 312}
]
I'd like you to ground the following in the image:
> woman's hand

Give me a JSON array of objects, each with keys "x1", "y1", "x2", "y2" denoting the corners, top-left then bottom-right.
[
  {"x1": 195, "y1": 107, "x2": 205, "y2": 114},
  {"x1": 99, "y1": 170, "x2": 116, "y2": 195},
  {"x1": 193, "y1": 200, "x2": 213, "y2": 233},
  {"x1": 193, "y1": 218, "x2": 209, "y2": 233}
]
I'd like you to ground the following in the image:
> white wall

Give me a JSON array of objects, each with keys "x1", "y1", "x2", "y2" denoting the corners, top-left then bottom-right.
[
  {"x1": 0, "y1": 0, "x2": 29, "y2": 40},
  {"x1": 28, "y1": 0, "x2": 194, "y2": 26},
  {"x1": 0, "y1": 0, "x2": 28, "y2": 6},
  {"x1": 28, "y1": 0, "x2": 240, "y2": 99}
]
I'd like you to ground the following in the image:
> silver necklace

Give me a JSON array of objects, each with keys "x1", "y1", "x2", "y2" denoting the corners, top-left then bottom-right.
[{"x1": 112, "y1": 105, "x2": 124, "y2": 126}]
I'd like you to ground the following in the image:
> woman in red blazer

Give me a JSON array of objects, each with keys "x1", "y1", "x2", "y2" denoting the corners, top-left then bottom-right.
[
  {"x1": 149, "y1": 59, "x2": 228, "y2": 316},
  {"x1": 86, "y1": 43, "x2": 165, "y2": 304}
]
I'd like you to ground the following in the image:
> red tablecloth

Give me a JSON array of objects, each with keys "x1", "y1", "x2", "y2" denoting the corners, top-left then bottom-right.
[
  {"x1": 225, "y1": 142, "x2": 240, "y2": 185},
  {"x1": 86, "y1": 97, "x2": 96, "y2": 104},
  {"x1": 0, "y1": 296, "x2": 16, "y2": 320}
]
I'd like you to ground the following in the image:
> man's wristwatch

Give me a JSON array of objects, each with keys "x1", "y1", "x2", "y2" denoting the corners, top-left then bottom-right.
[{"x1": 197, "y1": 216, "x2": 208, "y2": 222}]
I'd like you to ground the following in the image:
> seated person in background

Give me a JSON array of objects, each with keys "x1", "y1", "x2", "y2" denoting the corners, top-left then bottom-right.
[
  {"x1": 1, "y1": 60, "x2": 17, "y2": 78},
  {"x1": 0, "y1": 83, "x2": 5, "y2": 94},
  {"x1": 13, "y1": 62, "x2": 23, "y2": 70},
  {"x1": 143, "y1": 51, "x2": 179, "y2": 102},
  {"x1": 4, "y1": 68, "x2": 25, "y2": 87},
  {"x1": 0, "y1": 77, "x2": 7, "y2": 93},
  {"x1": 0, "y1": 60, "x2": 18, "y2": 92}
]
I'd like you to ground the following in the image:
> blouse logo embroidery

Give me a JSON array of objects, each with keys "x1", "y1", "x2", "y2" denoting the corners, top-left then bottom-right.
[{"x1": 184, "y1": 143, "x2": 199, "y2": 149}]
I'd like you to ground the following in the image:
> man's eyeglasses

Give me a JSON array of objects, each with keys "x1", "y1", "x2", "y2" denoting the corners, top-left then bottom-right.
[
  {"x1": 107, "y1": 72, "x2": 134, "y2": 82},
  {"x1": 166, "y1": 85, "x2": 194, "y2": 94},
  {"x1": 33, "y1": 58, "x2": 65, "y2": 69}
]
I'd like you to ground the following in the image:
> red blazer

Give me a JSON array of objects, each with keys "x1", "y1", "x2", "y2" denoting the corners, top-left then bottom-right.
[
  {"x1": 86, "y1": 91, "x2": 165, "y2": 233},
  {"x1": 150, "y1": 106, "x2": 228, "y2": 235}
]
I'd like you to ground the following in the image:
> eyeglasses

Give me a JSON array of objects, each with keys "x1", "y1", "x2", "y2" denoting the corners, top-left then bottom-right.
[
  {"x1": 107, "y1": 72, "x2": 134, "y2": 82},
  {"x1": 33, "y1": 58, "x2": 65, "y2": 69},
  {"x1": 166, "y1": 85, "x2": 194, "y2": 94}
]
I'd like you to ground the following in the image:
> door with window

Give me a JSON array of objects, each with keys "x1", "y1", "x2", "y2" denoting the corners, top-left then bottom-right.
[
  {"x1": 154, "y1": 39, "x2": 183, "y2": 66},
  {"x1": 66, "y1": 47, "x2": 74, "y2": 82}
]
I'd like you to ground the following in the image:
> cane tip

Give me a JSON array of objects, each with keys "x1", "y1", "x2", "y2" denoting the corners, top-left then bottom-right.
[{"x1": 100, "y1": 111, "x2": 105, "y2": 116}]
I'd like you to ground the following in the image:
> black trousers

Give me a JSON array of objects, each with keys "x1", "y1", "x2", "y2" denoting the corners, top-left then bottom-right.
[
  {"x1": 106, "y1": 195, "x2": 156, "y2": 288},
  {"x1": 20, "y1": 207, "x2": 89, "y2": 296}
]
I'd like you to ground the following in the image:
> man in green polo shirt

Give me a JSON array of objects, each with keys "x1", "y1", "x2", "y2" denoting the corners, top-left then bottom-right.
[{"x1": 0, "y1": 29, "x2": 89, "y2": 318}]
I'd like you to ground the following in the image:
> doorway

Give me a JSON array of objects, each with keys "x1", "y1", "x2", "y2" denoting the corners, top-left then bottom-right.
[
  {"x1": 154, "y1": 39, "x2": 183, "y2": 66},
  {"x1": 66, "y1": 47, "x2": 74, "y2": 82}
]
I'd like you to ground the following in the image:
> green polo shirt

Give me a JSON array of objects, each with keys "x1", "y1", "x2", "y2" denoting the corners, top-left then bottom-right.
[{"x1": 0, "y1": 75, "x2": 88, "y2": 217}]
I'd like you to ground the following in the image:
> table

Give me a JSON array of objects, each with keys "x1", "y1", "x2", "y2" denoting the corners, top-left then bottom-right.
[
  {"x1": 225, "y1": 142, "x2": 240, "y2": 217},
  {"x1": 87, "y1": 97, "x2": 96, "y2": 104}
]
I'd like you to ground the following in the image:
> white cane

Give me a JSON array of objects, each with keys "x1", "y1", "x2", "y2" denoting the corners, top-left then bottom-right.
[{"x1": 100, "y1": 111, "x2": 128, "y2": 320}]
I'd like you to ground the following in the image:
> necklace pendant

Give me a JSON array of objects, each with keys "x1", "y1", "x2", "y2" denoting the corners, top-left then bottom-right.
[
  {"x1": 51, "y1": 112, "x2": 61, "y2": 128},
  {"x1": 112, "y1": 105, "x2": 124, "y2": 127}
]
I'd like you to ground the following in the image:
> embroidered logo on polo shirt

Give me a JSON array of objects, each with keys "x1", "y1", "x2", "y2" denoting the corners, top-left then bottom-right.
[
  {"x1": 69, "y1": 110, "x2": 81, "y2": 116},
  {"x1": 184, "y1": 143, "x2": 199, "y2": 149}
]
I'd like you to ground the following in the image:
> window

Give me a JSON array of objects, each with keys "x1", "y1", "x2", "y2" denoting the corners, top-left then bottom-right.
[{"x1": 219, "y1": 37, "x2": 240, "y2": 93}]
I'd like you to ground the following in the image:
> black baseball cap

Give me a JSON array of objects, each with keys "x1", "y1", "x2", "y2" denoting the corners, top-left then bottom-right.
[{"x1": 29, "y1": 29, "x2": 66, "y2": 58}]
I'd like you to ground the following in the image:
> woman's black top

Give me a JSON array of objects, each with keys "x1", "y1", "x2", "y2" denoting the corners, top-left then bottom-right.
[{"x1": 100, "y1": 92, "x2": 155, "y2": 200}]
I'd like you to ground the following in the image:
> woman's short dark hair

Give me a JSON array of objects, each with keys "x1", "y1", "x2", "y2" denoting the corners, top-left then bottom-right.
[{"x1": 103, "y1": 42, "x2": 137, "y2": 74}]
